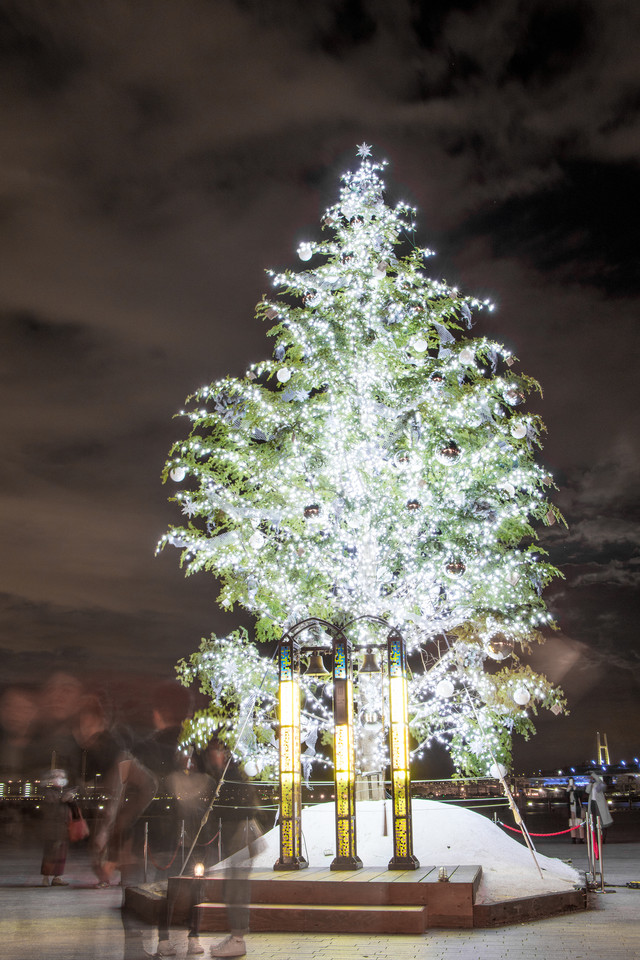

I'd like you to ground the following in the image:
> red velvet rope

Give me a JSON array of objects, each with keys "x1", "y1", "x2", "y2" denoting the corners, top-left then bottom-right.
[
  {"x1": 499, "y1": 819, "x2": 585, "y2": 837},
  {"x1": 147, "y1": 842, "x2": 181, "y2": 871},
  {"x1": 200, "y1": 829, "x2": 221, "y2": 847}
]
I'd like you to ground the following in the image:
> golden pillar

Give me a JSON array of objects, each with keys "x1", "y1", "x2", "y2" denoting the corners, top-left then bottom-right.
[
  {"x1": 330, "y1": 631, "x2": 362, "y2": 870},
  {"x1": 274, "y1": 634, "x2": 307, "y2": 870},
  {"x1": 387, "y1": 631, "x2": 419, "y2": 869}
]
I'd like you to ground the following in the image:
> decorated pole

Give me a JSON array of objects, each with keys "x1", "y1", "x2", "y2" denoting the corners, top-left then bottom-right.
[
  {"x1": 331, "y1": 629, "x2": 362, "y2": 870},
  {"x1": 387, "y1": 630, "x2": 419, "y2": 869},
  {"x1": 274, "y1": 631, "x2": 307, "y2": 870}
]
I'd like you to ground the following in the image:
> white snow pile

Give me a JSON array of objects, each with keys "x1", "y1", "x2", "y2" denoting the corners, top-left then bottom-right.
[{"x1": 248, "y1": 799, "x2": 580, "y2": 904}]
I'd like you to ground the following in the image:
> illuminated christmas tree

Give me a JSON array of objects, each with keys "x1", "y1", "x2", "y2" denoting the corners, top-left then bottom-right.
[{"x1": 161, "y1": 145, "x2": 565, "y2": 779}]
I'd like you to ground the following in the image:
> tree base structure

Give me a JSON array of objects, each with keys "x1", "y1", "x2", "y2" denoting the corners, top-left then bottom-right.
[{"x1": 125, "y1": 867, "x2": 587, "y2": 933}]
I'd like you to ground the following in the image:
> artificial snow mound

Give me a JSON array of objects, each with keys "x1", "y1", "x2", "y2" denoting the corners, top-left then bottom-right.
[{"x1": 249, "y1": 799, "x2": 580, "y2": 904}]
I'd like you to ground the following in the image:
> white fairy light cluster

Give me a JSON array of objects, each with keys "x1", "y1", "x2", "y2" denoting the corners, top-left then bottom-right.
[{"x1": 163, "y1": 147, "x2": 565, "y2": 777}]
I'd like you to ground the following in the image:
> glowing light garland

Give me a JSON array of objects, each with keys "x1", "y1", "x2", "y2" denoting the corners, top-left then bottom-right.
[{"x1": 164, "y1": 148, "x2": 566, "y2": 778}]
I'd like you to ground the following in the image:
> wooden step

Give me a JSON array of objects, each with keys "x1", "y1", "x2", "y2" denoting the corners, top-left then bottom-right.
[{"x1": 196, "y1": 901, "x2": 427, "y2": 934}]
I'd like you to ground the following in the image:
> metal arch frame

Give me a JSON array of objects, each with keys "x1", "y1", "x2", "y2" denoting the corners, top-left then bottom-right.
[
  {"x1": 273, "y1": 625, "x2": 307, "y2": 870},
  {"x1": 274, "y1": 615, "x2": 419, "y2": 872}
]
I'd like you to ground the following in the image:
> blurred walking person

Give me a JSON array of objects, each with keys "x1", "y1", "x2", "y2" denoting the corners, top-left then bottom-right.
[
  {"x1": 40, "y1": 768, "x2": 74, "y2": 886},
  {"x1": 566, "y1": 777, "x2": 585, "y2": 843},
  {"x1": 0, "y1": 684, "x2": 39, "y2": 841},
  {"x1": 203, "y1": 736, "x2": 263, "y2": 960},
  {"x1": 74, "y1": 696, "x2": 156, "y2": 889}
]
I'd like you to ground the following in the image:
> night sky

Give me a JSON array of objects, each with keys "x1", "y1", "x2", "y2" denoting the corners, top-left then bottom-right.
[{"x1": 0, "y1": 1, "x2": 638, "y2": 772}]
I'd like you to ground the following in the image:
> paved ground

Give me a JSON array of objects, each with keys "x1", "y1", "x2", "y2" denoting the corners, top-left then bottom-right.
[{"x1": 1, "y1": 836, "x2": 639, "y2": 960}]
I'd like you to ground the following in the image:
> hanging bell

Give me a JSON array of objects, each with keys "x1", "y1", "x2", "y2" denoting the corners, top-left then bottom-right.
[
  {"x1": 304, "y1": 652, "x2": 330, "y2": 676},
  {"x1": 359, "y1": 649, "x2": 381, "y2": 674}
]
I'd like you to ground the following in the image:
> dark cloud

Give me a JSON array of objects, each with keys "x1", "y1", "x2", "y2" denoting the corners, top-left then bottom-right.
[
  {"x1": 317, "y1": 0, "x2": 378, "y2": 57},
  {"x1": 0, "y1": 3, "x2": 85, "y2": 95},
  {"x1": 504, "y1": 1, "x2": 594, "y2": 86},
  {"x1": 459, "y1": 159, "x2": 640, "y2": 294}
]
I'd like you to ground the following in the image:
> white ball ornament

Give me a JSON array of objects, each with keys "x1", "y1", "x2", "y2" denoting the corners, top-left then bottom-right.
[
  {"x1": 170, "y1": 466, "x2": 187, "y2": 482},
  {"x1": 413, "y1": 337, "x2": 428, "y2": 353},
  {"x1": 510, "y1": 422, "x2": 527, "y2": 440},
  {"x1": 513, "y1": 686, "x2": 530, "y2": 706},
  {"x1": 459, "y1": 347, "x2": 475, "y2": 365},
  {"x1": 298, "y1": 243, "x2": 313, "y2": 261},
  {"x1": 249, "y1": 532, "x2": 264, "y2": 550},
  {"x1": 276, "y1": 367, "x2": 292, "y2": 383},
  {"x1": 244, "y1": 760, "x2": 259, "y2": 778},
  {"x1": 498, "y1": 481, "x2": 516, "y2": 498},
  {"x1": 436, "y1": 678, "x2": 455, "y2": 699},
  {"x1": 489, "y1": 762, "x2": 508, "y2": 779}
]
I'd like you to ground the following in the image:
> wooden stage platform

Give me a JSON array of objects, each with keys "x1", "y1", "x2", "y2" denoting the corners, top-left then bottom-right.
[
  {"x1": 125, "y1": 862, "x2": 586, "y2": 932},
  {"x1": 166, "y1": 864, "x2": 483, "y2": 933}
]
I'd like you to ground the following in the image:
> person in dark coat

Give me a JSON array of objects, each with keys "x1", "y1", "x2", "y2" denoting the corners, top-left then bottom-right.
[
  {"x1": 0, "y1": 684, "x2": 40, "y2": 841},
  {"x1": 136, "y1": 684, "x2": 208, "y2": 958},
  {"x1": 586, "y1": 771, "x2": 613, "y2": 841},
  {"x1": 203, "y1": 737, "x2": 262, "y2": 960},
  {"x1": 33, "y1": 672, "x2": 84, "y2": 782},
  {"x1": 566, "y1": 777, "x2": 585, "y2": 843},
  {"x1": 40, "y1": 768, "x2": 74, "y2": 886},
  {"x1": 75, "y1": 696, "x2": 156, "y2": 889}
]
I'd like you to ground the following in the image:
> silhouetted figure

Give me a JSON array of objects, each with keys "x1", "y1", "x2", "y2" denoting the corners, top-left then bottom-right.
[
  {"x1": 40, "y1": 768, "x2": 74, "y2": 886},
  {"x1": 203, "y1": 737, "x2": 262, "y2": 959},
  {"x1": 34, "y1": 672, "x2": 84, "y2": 782},
  {"x1": 136, "y1": 683, "x2": 206, "y2": 957},
  {"x1": 75, "y1": 696, "x2": 156, "y2": 888},
  {"x1": 0, "y1": 684, "x2": 39, "y2": 840},
  {"x1": 566, "y1": 777, "x2": 585, "y2": 843},
  {"x1": 586, "y1": 771, "x2": 613, "y2": 842}
]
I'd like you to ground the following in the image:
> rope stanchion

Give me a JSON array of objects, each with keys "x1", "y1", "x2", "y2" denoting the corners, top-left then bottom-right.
[
  {"x1": 199, "y1": 829, "x2": 221, "y2": 847},
  {"x1": 147, "y1": 840, "x2": 182, "y2": 871},
  {"x1": 498, "y1": 819, "x2": 586, "y2": 837}
]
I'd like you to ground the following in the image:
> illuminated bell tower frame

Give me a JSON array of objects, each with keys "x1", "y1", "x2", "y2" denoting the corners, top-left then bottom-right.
[
  {"x1": 273, "y1": 629, "x2": 307, "y2": 870},
  {"x1": 386, "y1": 630, "x2": 420, "y2": 870},
  {"x1": 330, "y1": 628, "x2": 362, "y2": 870},
  {"x1": 274, "y1": 617, "x2": 419, "y2": 872}
]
